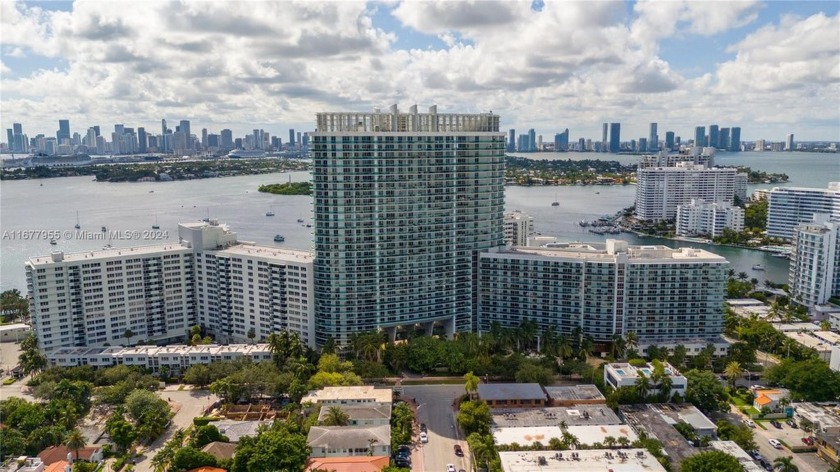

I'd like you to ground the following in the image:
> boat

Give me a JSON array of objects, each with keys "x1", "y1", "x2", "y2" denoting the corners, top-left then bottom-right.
[
  {"x1": 152, "y1": 215, "x2": 160, "y2": 230},
  {"x1": 595, "y1": 192, "x2": 600, "y2": 194},
  {"x1": 273, "y1": 234, "x2": 285, "y2": 242},
  {"x1": 771, "y1": 252, "x2": 789, "y2": 258},
  {"x1": 579, "y1": 220, "x2": 589, "y2": 227},
  {"x1": 49, "y1": 239, "x2": 57, "y2": 245},
  {"x1": 149, "y1": 190, "x2": 154, "y2": 193},
  {"x1": 101, "y1": 226, "x2": 107, "y2": 232},
  {"x1": 74, "y1": 211, "x2": 80, "y2": 229},
  {"x1": 266, "y1": 211, "x2": 275, "y2": 217},
  {"x1": 305, "y1": 224, "x2": 312, "y2": 228},
  {"x1": 297, "y1": 219, "x2": 304, "y2": 223},
  {"x1": 551, "y1": 202, "x2": 560, "y2": 206},
  {"x1": 752, "y1": 264, "x2": 765, "y2": 271}
]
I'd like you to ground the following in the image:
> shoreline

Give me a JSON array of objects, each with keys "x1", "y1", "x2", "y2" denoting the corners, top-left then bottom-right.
[{"x1": 621, "y1": 228, "x2": 789, "y2": 254}]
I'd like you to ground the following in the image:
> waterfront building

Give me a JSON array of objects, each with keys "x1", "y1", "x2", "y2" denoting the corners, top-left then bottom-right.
[
  {"x1": 504, "y1": 210, "x2": 535, "y2": 246},
  {"x1": 648, "y1": 123, "x2": 658, "y2": 152},
  {"x1": 730, "y1": 127, "x2": 741, "y2": 151},
  {"x1": 735, "y1": 173, "x2": 748, "y2": 202},
  {"x1": 57, "y1": 119, "x2": 70, "y2": 144},
  {"x1": 26, "y1": 221, "x2": 316, "y2": 352},
  {"x1": 664, "y1": 131, "x2": 675, "y2": 151},
  {"x1": 508, "y1": 129, "x2": 515, "y2": 152},
  {"x1": 767, "y1": 183, "x2": 840, "y2": 239},
  {"x1": 755, "y1": 139, "x2": 766, "y2": 152},
  {"x1": 709, "y1": 124, "x2": 719, "y2": 149},
  {"x1": 604, "y1": 362, "x2": 687, "y2": 398},
  {"x1": 311, "y1": 105, "x2": 505, "y2": 346},
  {"x1": 789, "y1": 214, "x2": 840, "y2": 307},
  {"x1": 137, "y1": 127, "x2": 147, "y2": 153},
  {"x1": 694, "y1": 126, "x2": 705, "y2": 147},
  {"x1": 220, "y1": 129, "x2": 233, "y2": 149},
  {"x1": 517, "y1": 134, "x2": 529, "y2": 152},
  {"x1": 676, "y1": 199, "x2": 745, "y2": 237},
  {"x1": 787, "y1": 133, "x2": 795, "y2": 152},
  {"x1": 554, "y1": 129, "x2": 569, "y2": 152},
  {"x1": 719, "y1": 128, "x2": 730, "y2": 151},
  {"x1": 634, "y1": 165, "x2": 740, "y2": 221},
  {"x1": 528, "y1": 128, "x2": 537, "y2": 152},
  {"x1": 609, "y1": 123, "x2": 620, "y2": 153},
  {"x1": 602, "y1": 122, "x2": 608, "y2": 152},
  {"x1": 477, "y1": 240, "x2": 728, "y2": 346}
]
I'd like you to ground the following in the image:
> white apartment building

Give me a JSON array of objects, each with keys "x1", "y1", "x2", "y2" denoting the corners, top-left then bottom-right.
[
  {"x1": 504, "y1": 210, "x2": 535, "y2": 246},
  {"x1": 26, "y1": 221, "x2": 316, "y2": 352},
  {"x1": 789, "y1": 214, "x2": 840, "y2": 307},
  {"x1": 603, "y1": 362, "x2": 687, "y2": 398},
  {"x1": 676, "y1": 199, "x2": 745, "y2": 237},
  {"x1": 634, "y1": 164, "x2": 742, "y2": 221},
  {"x1": 478, "y1": 240, "x2": 728, "y2": 345},
  {"x1": 767, "y1": 183, "x2": 840, "y2": 240},
  {"x1": 47, "y1": 343, "x2": 272, "y2": 374}
]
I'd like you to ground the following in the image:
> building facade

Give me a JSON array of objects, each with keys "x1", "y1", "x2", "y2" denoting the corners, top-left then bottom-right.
[
  {"x1": 503, "y1": 211, "x2": 535, "y2": 246},
  {"x1": 477, "y1": 240, "x2": 728, "y2": 345},
  {"x1": 789, "y1": 215, "x2": 840, "y2": 307},
  {"x1": 676, "y1": 199, "x2": 745, "y2": 237},
  {"x1": 311, "y1": 106, "x2": 505, "y2": 346},
  {"x1": 767, "y1": 183, "x2": 840, "y2": 240},
  {"x1": 604, "y1": 362, "x2": 687, "y2": 398},
  {"x1": 635, "y1": 165, "x2": 741, "y2": 221}
]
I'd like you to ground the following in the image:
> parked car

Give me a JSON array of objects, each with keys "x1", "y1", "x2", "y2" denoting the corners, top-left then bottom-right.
[
  {"x1": 420, "y1": 423, "x2": 427, "y2": 433},
  {"x1": 420, "y1": 432, "x2": 428, "y2": 443},
  {"x1": 770, "y1": 420, "x2": 782, "y2": 429},
  {"x1": 749, "y1": 450, "x2": 763, "y2": 461},
  {"x1": 744, "y1": 419, "x2": 756, "y2": 428},
  {"x1": 802, "y1": 437, "x2": 814, "y2": 445},
  {"x1": 786, "y1": 419, "x2": 798, "y2": 428},
  {"x1": 397, "y1": 445, "x2": 411, "y2": 455},
  {"x1": 395, "y1": 458, "x2": 411, "y2": 468},
  {"x1": 454, "y1": 444, "x2": 464, "y2": 457},
  {"x1": 758, "y1": 459, "x2": 773, "y2": 471},
  {"x1": 447, "y1": 465, "x2": 456, "y2": 472},
  {"x1": 768, "y1": 438, "x2": 782, "y2": 449}
]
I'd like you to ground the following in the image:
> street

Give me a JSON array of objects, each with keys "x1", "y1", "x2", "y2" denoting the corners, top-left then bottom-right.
[{"x1": 404, "y1": 384, "x2": 469, "y2": 472}]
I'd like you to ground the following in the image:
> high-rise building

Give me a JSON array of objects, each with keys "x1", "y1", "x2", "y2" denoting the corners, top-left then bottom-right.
[
  {"x1": 638, "y1": 138, "x2": 647, "y2": 153},
  {"x1": 508, "y1": 129, "x2": 515, "y2": 152},
  {"x1": 6, "y1": 129, "x2": 13, "y2": 149},
  {"x1": 665, "y1": 131, "x2": 675, "y2": 151},
  {"x1": 57, "y1": 119, "x2": 70, "y2": 144},
  {"x1": 719, "y1": 128, "x2": 730, "y2": 151},
  {"x1": 253, "y1": 129, "x2": 262, "y2": 150},
  {"x1": 602, "y1": 123, "x2": 608, "y2": 152},
  {"x1": 137, "y1": 127, "x2": 147, "y2": 153},
  {"x1": 635, "y1": 165, "x2": 741, "y2": 220},
  {"x1": 676, "y1": 199, "x2": 745, "y2": 237},
  {"x1": 730, "y1": 127, "x2": 741, "y2": 151},
  {"x1": 289, "y1": 129, "x2": 296, "y2": 149},
  {"x1": 518, "y1": 134, "x2": 529, "y2": 152},
  {"x1": 528, "y1": 129, "x2": 536, "y2": 152},
  {"x1": 179, "y1": 120, "x2": 191, "y2": 152},
  {"x1": 709, "y1": 125, "x2": 719, "y2": 149},
  {"x1": 609, "y1": 123, "x2": 620, "y2": 153},
  {"x1": 503, "y1": 211, "x2": 535, "y2": 246},
  {"x1": 554, "y1": 129, "x2": 569, "y2": 152},
  {"x1": 161, "y1": 119, "x2": 167, "y2": 136},
  {"x1": 789, "y1": 214, "x2": 840, "y2": 307},
  {"x1": 648, "y1": 123, "x2": 658, "y2": 152},
  {"x1": 767, "y1": 183, "x2": 840, "y2": 239},
  {"x1": 220, "y1": 129, "x2": 233, "y2": 149},
  {"x1": 311, "y1": 105, "x2": 504, "y2": 345},
  {"x1": 478, "y1": 241, "x2": 727, "y2": 345},
  {"x1": 786, "y1": 134, "x2": 795, "y2": 152},
  {"x1": 201, "y1": 128, "x2": 208, "y2": 150},
  {"x1": 694, "y1": 126, "x2": 705, "y2": 148}
]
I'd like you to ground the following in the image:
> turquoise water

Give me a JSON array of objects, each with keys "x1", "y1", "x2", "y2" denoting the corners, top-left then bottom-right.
[{"x1": 1, "y1": 151, "x2": 835, "y2": 291}]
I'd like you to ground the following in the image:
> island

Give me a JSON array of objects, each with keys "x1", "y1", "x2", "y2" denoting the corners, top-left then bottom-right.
[
  {"x1": 258, "y1": 181, "x2": 313, "y2": 195},
  {"x1": 505, "y1": 156, "x2": 636, "y2": 185}
]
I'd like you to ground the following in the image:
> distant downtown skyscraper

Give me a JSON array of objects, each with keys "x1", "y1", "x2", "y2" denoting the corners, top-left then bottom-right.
[
  {"x1": 289, "y1": 129, "x2": 295, "y2": 149},
  {"x1": 719, "y1": 128, "x2": 730, "y2": 151},
  {"x1": 609, "y1": 123, "x2": 620, "y2": 153},
  {"x1": 508, "y1": 129, "x2": 515, "y2": 152},
  {"x1": 310, "y1": 105, "x2": 505, "y2": 345},
  {"x1": 528, "y1": 128, "x2": 536, "y2": 151},
  {"x1": 665, "y1": 131, "x2": 675, "y2": 151},
  {"x1": 555, "y1": 129, "x2": 569, "y2": 152},
  {"x1": 57, "y1": 119, "x2": 70, "y2": 144},
  {"x1": 694, "y1": 126, "x2": 705, "y2": 147},
  {"x1": 730, "y1": 127, "x2": 741, "y2": 151},
  {"x1": 709, "y1": 125, "x2": 719, "y2": 149},
  {"x1": 648, "y1": 123, "x2": 658, "y2": 152},
  {"x1": 602, "y1": 123, "x2": 608, "y2": 151}
]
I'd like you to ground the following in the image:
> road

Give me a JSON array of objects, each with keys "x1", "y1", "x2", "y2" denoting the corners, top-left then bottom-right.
[
  {"x1": 404, "y1": 385, "x2": 469, "y2": 472},
  {"x1": 132, "y1": 387, "x2": 218, "y2": 472}
]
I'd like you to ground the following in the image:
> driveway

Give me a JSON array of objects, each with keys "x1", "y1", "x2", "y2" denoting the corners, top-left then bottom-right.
[
  {"x1": 132, "y1": 387, "x2": 218, "y2": 472},
  {"x1": 403, "y1": 385, "x2": 469, "y2": 472}
]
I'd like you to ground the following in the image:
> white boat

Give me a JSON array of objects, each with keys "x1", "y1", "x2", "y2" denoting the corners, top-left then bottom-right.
[
  {"x1": 752, "y1": 264, "x2": 765, "y2": 271},
  {"x1": 266, "y1": 211, "x2": 275, "y2": 217},
  {"x1": 273, "y1": 234, "x2": 285, "y2": 242}
]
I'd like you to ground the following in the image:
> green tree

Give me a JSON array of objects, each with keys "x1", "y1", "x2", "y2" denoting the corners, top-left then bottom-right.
[
  {"x1": 170, "y1": 446, "x2": 217, "y2": 471},
  {"x1": 457, "y1": 400, "x2": 492, "y2": 436},
  {"x1": 773, "y1": 456, "x2": 799, "y2": 472},
  {"x1": 18, "y1": 333, "x2": 47, "y2": 376},
  {"x1": 0, "y1": 289, "x2": 29, "y2": 322},
  {"x1": 123, "y1": 328, "x2": 134, "y2": 346},
  {"x1": 681, "y1": 450, "x2": 744, "y2": 472},
  {"x1": 725, "y1": 361, "x2": 742, "y2": 388},
  {"x1": 232, "y1": 425, "x2": 310, "y2": 472},
  {"x1": 191, "y1": 424, "x2": 228, "y2": 449},
  {"x1": 322, "y1": 406, "x2": 351, "y2": 426},
  {"x1": 247, "y1": 327, "x2": 256, "y2": 344},
  {"x1": 64, "y1": 429, "x2": 87, "y2": 462},
  {"x1": 715, "y1": 420, "x2": 757, "y2": 452},
  {"x1": 183, "y1": 364, "x2": 212, "y2": 388},
  {"x1": 514, "y1": 362, "x2": 554, "y2": 386},
  {"x1": 683, "y1": 369, "x2": 728, "y2": 413},
  {"x1": 464, "y1": 371, "x2": 480, "y2": 399},
  {"x1": 105, "y1": 413, "x2": 136, "y2": 453}
]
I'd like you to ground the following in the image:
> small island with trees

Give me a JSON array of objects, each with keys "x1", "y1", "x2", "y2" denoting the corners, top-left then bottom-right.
[{"x1": 258, "y1": 182, "x2": 313, "y2": 195}]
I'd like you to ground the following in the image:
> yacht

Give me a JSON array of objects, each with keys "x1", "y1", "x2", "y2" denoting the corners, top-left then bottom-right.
[
  {"x1": 752, "y1": 264, "x2": 765, "y2": 271},
  {"x1": 266, "y1": 211, "x2": 275, "y2": 217},
  {"x1": 273, "y1": 234, "x2": 285, "y2": 242}
]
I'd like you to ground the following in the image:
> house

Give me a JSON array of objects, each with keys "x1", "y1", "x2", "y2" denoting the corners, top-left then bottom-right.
[
  {"x1": 317, "y1": 404, "x2": 392, "y2": 426},
  {"x1": 794, "y1": 402, "x2": 840, "y2": 434},
  {"x1": 815, "y1": 432, "x2": 840, "y2": 466},
  {"x1": 186, "y1": 468, "x2": 227, "y2": 472},
  {"x1": 492, "y1": 424, "x2": 637, "y2": 447},
  {"x1": 543, "y1": 385, "x2": 605, "y2": 406},
  {"x1": 212, "y1": 420, "x2": 268, "y2": 442},
  {"x1": 603, "y1": 362, "x2": 687, "y2": 399},
  {"x1": 477, "y1": 383, "x2": 548, "y2": 409},
  {"x1": 753, "y1": 388, "x2": 790, "y2": 413},
  {"x1": 302, "y1": 386, "x2": 392, "y2": 406},
  {"x1": 200, "y1": 442, "x2": 237, "y2": 461},
  {"x1": 37, "y1": 446, "x2": 102, "y2": 466},
  {"x1": 0, "y1": 457, "x2": 46, "y2": 472},
  {"x1": 304, "y1": 456, "x2": 390, "y2": 472},
  {"x1": 307, "y1": 425, "x2": 391, "y2": 458},
  {"x1": 709, "y1": 441, "x2": 763, "y2": 472},
  {"x1": 498, "y1": 449, "x2": 667, "y2": 472}
]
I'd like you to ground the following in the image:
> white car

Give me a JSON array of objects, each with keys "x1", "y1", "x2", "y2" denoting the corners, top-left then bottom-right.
[
  {"x1": 769, "y1": 438, "x2": 782, "y2": 449},
  {"x1": 744, "y1": 419, "x2": 755, "y2": 428},
  {"x1": 420, "y1": 432, "x2": 428, "y2": 443},
  {"x1": 447, "y1": 465, "x2": 456, "y2": 472}
]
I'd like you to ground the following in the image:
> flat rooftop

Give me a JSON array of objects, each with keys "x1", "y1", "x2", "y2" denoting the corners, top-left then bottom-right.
[
  {"x1": 543, "y1": 385, "x2": 605, "y2": 403},
  {"x1": 478, "y1": 383, "x2": 547, "y2": 401},
  {"x1": 486, "y1": 245, "x2": 725, "y2": 263},
  {"x1": 784, "y1": 331, "x2": 834, "y2": 351},
  {"x1": 619, "y1": 404, "x2": 700, "y2": 469},
  {"x1": 492, "y1": 406, "x2": 621, "y2": 428},
  {"x1": 28, "y1": 243, "x2": 189, "y2": 265},
  {"x1": 317, "y1": 404, "x2": 391, "y2": 422},
  {"x1": 302, "y1": 386, "x2": 393, "y2": 404},
  {"x1": 709, "y1": 441, "x2": 763, "y2": 472},
  {"x1": 499, "y1": 449, "x2": 667, "y2": 472},
  {"x1": 49, "y1": 344, "x2": 271, "y2": 358},
  {"x1": 493, "y1": 425, "x2": 637, "y2": 447},
  {"x1": 605, "y1": 362, "x2": 683, "y2": 380},
  {"x1": 214, "y1": 243, "x2": 314, "y2": 263}
]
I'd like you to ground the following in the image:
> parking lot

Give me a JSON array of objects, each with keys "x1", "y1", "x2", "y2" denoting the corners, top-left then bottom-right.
[
  {"x1": 403, "y1": 384, "x2": 469, "y2": 472},
  {"x1": 748, "y1": 417, "x2": 827, "y2": 472}
]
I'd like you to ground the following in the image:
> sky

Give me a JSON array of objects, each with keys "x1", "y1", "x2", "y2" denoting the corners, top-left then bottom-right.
[{"x1": 1, "y1": 0, "x2": 839, "y2": 143}]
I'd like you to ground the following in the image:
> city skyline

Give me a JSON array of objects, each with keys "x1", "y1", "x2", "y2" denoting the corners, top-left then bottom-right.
[{"x1": 1, "y1": 1, "x2": 838, "y2": 141}]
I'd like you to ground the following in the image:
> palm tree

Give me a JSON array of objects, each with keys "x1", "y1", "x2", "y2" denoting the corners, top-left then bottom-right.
[
  {"x1": 577, "y1": 336, "x2": 594, "y2": 361},
  {"x1": 64, "y1": 429, "x2": 86, "y2": 462},
  {"x1": 322, "y1": 406, "x2": 351, "y2": 426},
  {"x1": 557, "y1": 335, "x2": 573, "y2": 361},
  {"x1": 541, "y1": 325, "x2": 559, "y2": 358},
  {"x1": 464, "y1": 371, "x2": 480, "y2": 399},
  {"x1": 603, "y1": 436, "x2": 617, "y2": 449},
  {"x1": 123, "y1": 328, "x2": 134, "y2": 346},
  {"x1": 625, "y1": 331, "x2": 638, "y2": 353},
  {"x1": 616, "y1": 437, "x2": 631, "y2": 448},
  {"x1": 518, "y1": 318, "x2": 538, "y2": 352},
  {"x1": 738, "y1": 271, "x2": 749, "y2": 281},
  {"x1": 773, "y1": 456, "x2": 799, "y2": 472},
  {"x1": 821, "y1": 320, "x2": 833, "y2": 331},
  {"x1": 725, "y1": 361, "x2": 742, "y2": 388},
  {"x1": 635, "y1": 372, "x2": 650, "y2": 399},
  {"x1": 728, "y1": 268, "x2": 736, "y2": 279},
  {"x1": 611, "y1": 333, "x2": 627, "y2": 360}
]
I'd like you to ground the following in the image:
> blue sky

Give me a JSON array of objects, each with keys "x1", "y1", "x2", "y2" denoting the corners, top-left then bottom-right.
[{"x1": 1, "y1": 0, "x2": 838, "y2": 142}]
